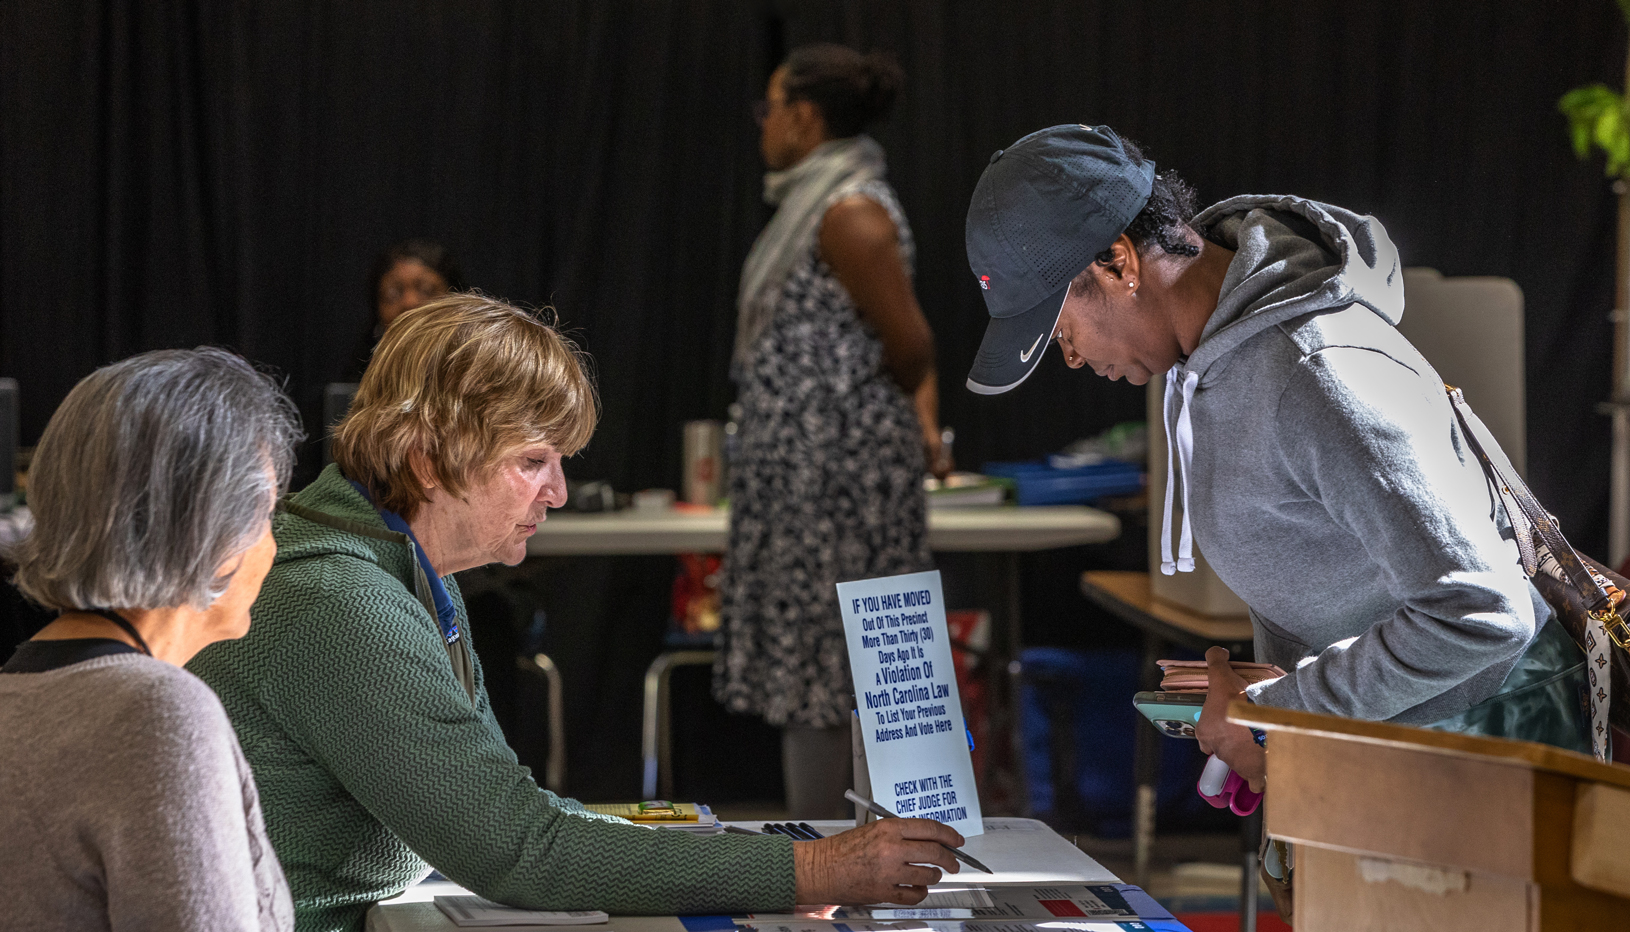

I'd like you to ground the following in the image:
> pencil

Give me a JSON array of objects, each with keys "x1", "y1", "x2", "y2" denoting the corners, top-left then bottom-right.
[{"x1": 843, "y1": 789, "x2": 992, "y2": 874}]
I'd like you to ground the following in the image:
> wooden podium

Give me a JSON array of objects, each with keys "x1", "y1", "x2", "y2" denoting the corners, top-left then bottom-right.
[{"x1": 1230, "y1": 700, "x2": 1630, "y2": 930}]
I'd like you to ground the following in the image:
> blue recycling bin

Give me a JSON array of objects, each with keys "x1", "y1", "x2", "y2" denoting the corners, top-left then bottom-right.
[
  {"x1": 983, "y1": 460, "x2": 1144, "y2": 506},
  {"x1": 1021, "y1": 646, "x2": 1226, "y2": 836}
]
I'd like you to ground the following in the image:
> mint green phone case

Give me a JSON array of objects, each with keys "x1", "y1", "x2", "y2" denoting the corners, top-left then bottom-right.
[{"x1": 1132, "y1": 690, "x2": 1206, "y2": 739}]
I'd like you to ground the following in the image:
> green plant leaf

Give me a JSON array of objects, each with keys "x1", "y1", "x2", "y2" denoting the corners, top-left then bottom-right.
[
  {"x1": 1571, "y1": 116, "x2": 1594, "y2": 159},
  {"x1": 1561, "y1": 83, "x2": 1619, "y2": 117},
  {"x1": 1560, "y1": 85, "x2": 1609, "y2": 159},
  {"x1": 1561, "y1": 84, "x2": 1630, "y2": 176},
  {"x1": 1601, "y1": 104, "x2": 1630, "y2": 176}
]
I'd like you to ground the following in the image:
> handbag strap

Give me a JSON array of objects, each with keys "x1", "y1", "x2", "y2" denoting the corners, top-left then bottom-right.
[
  {"x1": 1445, "y1": 387, "x2": 1615, "y2": 612},
  {"x1": 1448, "y1": 387, "x2": 1624, "y2": 762}
]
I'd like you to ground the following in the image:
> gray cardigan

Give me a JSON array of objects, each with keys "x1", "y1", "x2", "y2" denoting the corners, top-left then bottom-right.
[{"x1": 0, "y1": 652, "x2": 292, "y2": 930}]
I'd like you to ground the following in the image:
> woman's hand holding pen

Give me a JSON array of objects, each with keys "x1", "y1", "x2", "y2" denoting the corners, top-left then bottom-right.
[
  {"x1": 792, "y1": 817, "x2": 962, "y2": 905},
  {"x1": 1196, "y1": 646, "x2": 1268, "y2": 793}
]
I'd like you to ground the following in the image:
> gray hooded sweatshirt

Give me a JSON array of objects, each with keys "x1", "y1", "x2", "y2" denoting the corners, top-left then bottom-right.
[{"x1": 1168, "y1": 194, "x2": 1550, "y2": 725}]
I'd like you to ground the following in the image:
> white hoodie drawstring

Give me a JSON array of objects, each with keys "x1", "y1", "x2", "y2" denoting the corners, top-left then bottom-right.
[{"x1": 1160, "y1": 366, "x2": 1199, "y2": 575}]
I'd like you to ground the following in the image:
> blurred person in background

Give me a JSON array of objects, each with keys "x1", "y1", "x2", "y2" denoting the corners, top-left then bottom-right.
[
  {"x1": 371, "y1": 238, "x2": 464, "y2": 331},
  {"x1": 714, "y1": 44, "x2": 948, "y2": 819},
  {"x1": 304, "y1": 238, "x2": 466, "y2": 488},
  {"x1": 1, "y1": 348, "x2": 301, "y2": 931},
  {"x1": 346, "y1": 238, "x2": 465, "y2": 381}
]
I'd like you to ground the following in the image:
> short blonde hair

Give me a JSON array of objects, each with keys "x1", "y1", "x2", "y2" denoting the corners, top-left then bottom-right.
[{"x1": 333, "y1": 293, "x2": 597, "y2": 520}]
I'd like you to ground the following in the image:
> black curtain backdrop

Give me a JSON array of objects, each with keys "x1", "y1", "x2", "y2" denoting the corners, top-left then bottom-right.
[{"x1": 2, "y1": 0, "x2": 1625, "y2": 798}]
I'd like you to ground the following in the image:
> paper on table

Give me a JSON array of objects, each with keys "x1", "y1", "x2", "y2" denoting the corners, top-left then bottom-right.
[
  {"x1": 977, "y1": 819, "x2": 1045, "y2": 832},
  {"x1": 750, "y1": 885, "x2": 1158, "y2": 923},
  {"x1": 908, "y1": 890, "x2": 995, "y2": 908},
  {"x1": 869, "y1": 888, "x2": 995, "y2": 919},
  {"x1": 966, "y1": 885, "x2": 1143, "y2": 919},
  {"x1": 967, "y1": 923, "x2": 1165, "y2": 932},
  {"x1": 738, "y1": 921, "x2": 1158, "y2": 932},
  {"x1": 434, "y1": 896, "x2": 609, "y2": 927}
]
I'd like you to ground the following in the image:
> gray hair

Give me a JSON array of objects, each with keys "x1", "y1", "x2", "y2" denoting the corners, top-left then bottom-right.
[{"x1": 10, "y1": 348, "x2": 303, "y2": 611}]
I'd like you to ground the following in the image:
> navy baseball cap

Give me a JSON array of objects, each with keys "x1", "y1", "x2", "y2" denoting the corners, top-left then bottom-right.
[{"x1": 964, "y1": 125, "x2": 1155, "y2": 394}]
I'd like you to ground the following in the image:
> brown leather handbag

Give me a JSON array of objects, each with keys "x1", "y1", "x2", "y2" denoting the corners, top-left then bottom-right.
[{"x1": 1448, "y1": 387, "x2": 1630, "y2": 763}]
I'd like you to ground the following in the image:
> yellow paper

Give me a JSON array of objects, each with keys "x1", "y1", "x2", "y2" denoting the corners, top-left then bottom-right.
[{"x1": 583, "y1": 802, "x2": 704, "y2": 822}]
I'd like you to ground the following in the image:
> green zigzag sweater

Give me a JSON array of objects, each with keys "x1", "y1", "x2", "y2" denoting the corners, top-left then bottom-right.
[{"x1": 190, "y1": 464, "x2": 794, "y2": 932}]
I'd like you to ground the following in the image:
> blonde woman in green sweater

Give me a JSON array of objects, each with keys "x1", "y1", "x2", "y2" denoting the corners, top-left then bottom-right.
[{"x1": 190, "y1": 294, "x2": 963, "y2": 932}]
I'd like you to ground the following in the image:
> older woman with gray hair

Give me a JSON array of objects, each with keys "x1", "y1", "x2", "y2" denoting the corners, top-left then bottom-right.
[{"x1": 0, "y1": 348, "x2": 301, "y2": 931}]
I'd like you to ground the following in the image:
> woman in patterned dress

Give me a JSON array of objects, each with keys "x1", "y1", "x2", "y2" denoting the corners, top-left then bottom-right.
[{"x1": 715, "y1": 44, "x2": 949, "y2": 819}]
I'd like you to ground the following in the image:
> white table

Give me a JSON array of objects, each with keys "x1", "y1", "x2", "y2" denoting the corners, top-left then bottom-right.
[
  {"x1": 526, "y1": 505, "x2": 1122, "y2": 814},
  {"x1": 526, "y1": 505, "x2": 1119, "y2": 556},
  {"x1": 366, "y1": 817, "x2": 1117, "y2": 932}
]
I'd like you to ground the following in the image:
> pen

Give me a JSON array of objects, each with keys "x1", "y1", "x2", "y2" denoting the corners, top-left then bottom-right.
[
  {"x1": 763, "y1": 822, "x2": 826, "y2": 839},
  {"x1": 723, "y1": 824, "x2": 769, "y2": 836},
  {"x1": 843, "y1": 789, "x2": 992, "y2": 874}
]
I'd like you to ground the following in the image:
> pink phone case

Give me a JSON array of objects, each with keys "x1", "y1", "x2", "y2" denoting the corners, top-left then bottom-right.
[{"x1": 1197, "y1": 768, "x2": 1263, "y2": 816}]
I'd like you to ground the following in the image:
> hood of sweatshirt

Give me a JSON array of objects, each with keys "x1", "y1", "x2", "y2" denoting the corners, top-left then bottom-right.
[
  {"x1": 273, "y1": 464, "x2": 413, "y2": 573},
  {"x1": 1189, "y1": 194, "x2": 1403, "y2": 380},
  {"x1": 1159, "y1": 195, "x2": 1403, "y2": 574},
  {"x1": 272, "y1": 462, "x2": 477, "y2": 700}
]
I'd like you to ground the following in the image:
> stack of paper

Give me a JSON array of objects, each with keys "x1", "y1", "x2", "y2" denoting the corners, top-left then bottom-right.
[
  {"x1": 923, "y1": 473, "x2": 1011, "y2": 509},
  {"x1": 433, "y1": 896, "x2": 607, "y2": 927},
  {"x1": 1155, "y1": 659, "x2": 1285, "y2": 693},
  {"x1": 582, "y1": 801, "x2": 720, "y2": 835},
  {"x1": 736, "y1": 883, "x2": 1186, "y2": 932}
]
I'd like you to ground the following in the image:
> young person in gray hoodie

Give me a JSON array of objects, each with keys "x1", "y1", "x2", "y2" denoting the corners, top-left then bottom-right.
[{"x1": 964, "y1": 124, "x2": 1591, "y2": 790}]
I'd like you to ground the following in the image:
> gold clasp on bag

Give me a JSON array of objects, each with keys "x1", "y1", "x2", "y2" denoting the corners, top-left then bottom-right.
[{"x1": 1593, "y1": 608, "x2": 1630, "y2": 650}]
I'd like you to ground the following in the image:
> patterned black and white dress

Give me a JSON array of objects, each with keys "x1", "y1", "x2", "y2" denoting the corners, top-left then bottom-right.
[{"x1": 714, "y1": 179, "x2": 932, "y2": 730}]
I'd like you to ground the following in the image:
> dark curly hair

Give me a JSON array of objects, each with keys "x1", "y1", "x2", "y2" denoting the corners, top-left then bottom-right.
[
  {"x1": 1070, "y1": 138, "x2": 1200, "y2": 297},
  {"x1": 367, "y1": 239, "x2": 465, "y2": 312},
  {"x1": 781, "y1": 44, "x2": 904, "y2": 138}
]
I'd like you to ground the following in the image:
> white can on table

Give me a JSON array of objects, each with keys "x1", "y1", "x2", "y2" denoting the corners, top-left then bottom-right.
[{"x1": 683, "y1": 419, "x2": 724, "y2": 506}]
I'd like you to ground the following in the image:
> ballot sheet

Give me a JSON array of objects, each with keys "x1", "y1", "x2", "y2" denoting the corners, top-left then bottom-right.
[
  {"x1": 838, "y1": 570, "x2": 982, "y2": 838},
  {"x1": 745, "y1": 885, "x2": 1166, "y2": 924},
  {"x1": 738, "y1": 924, "x2": 1166, "y2": 932}
]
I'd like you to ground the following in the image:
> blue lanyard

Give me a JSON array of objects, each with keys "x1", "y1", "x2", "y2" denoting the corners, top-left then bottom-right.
[{"x1": 348, "y1": 480, "x2": 461, "y2": 645}]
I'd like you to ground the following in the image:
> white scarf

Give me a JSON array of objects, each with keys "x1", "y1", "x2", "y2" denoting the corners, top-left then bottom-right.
[{"x1": 733, "y1": 135, "x2": 887, "y2": 370}]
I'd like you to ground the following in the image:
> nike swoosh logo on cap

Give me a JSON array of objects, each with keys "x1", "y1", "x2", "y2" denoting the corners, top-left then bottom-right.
[{"x1": 1019, "y1": 333, "x2": 1043, "y2": 363}]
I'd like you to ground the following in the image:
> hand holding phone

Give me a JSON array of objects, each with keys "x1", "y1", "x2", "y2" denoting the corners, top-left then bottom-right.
[
  {"x1": 1196, "y1": 647, "x2": 1267, "y2": 793},
  {"x1": 1131, "y1": 690, "x2": 1206, "y2": 738},
  {"x1": 1132, "y1": 657, "x2": 1284, "y2": 738}
]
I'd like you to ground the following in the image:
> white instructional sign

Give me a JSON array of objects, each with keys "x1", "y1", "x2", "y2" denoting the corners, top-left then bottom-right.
[{"x1": 839, "y1": 569, "x2": 983, "y2": 838}]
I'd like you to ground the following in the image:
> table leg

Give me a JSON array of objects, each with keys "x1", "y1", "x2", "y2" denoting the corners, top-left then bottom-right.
[
  {"x1": 1240, "y1": 805, "x2": 1263, "y2": 932},
  {"x1": 978, "y1": 552, "x2": 1028, "y2": 816},
  {"x1": 515, "y1": 653, "x2": 567, "y2": 793},
  {"x1": 1003, "y1": 551, "x2": 1029, "y2": 818},
  {"x1": 1133, "y1": 631, "x2": 1166, "y2": 889},
  {"x1": 641, "y1": 650, "x2": 716, "y2": 800}
]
